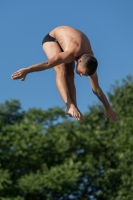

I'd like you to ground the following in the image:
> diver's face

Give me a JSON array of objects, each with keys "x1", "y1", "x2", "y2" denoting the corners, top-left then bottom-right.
[{"x1": 76, "y1": 63, "x2": 88, "y2": 77}]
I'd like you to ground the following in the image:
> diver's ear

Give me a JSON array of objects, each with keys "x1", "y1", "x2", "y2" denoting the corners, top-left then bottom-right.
[
  {"x1": 77, "y1": 58, "x2": 82, "y2": 63},
  {"x1": 77, "y1": 55, "x2": 82, "y2": 63}
]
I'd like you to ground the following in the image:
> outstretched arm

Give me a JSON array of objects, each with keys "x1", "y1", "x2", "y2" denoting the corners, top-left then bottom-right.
[
  {"x1": 89, "y1": 72, "x2": 118, "y2": 122},
  {"x1": 11, "y1": 51, "x2": 75, "y2": 80}
]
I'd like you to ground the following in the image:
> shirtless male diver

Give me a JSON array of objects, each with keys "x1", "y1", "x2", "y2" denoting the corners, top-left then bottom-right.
[{"x1": 11, "y1": 26, "x2": 118, "y2": 122}]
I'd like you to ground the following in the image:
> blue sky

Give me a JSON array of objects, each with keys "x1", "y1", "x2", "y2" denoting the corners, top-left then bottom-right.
[{"x1": 1, "y1": 1, "x2": 133, "y2": 114}]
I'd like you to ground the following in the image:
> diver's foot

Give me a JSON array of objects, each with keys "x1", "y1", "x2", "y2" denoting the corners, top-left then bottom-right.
[{"x1": 66, "y1": 105, "x2": 83, "y2": 121}]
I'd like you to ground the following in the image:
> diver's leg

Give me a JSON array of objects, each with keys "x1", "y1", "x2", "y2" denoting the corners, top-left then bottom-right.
[
  {"x1": 66, "y1": 62, "x2": 83, "y2": 120},
  {"x1": 42, "y1": 42, "x2": 82, "y2": 121}
]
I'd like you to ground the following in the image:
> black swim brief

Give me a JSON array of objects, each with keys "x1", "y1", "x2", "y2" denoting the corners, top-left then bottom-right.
[{"x1": 42, "y1": 34, "x2": 57, "y2": 45}]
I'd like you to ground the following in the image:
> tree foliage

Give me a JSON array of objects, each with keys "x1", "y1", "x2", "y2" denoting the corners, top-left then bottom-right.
[{"x1": 0, "y1": 75, "x2": 133, "y2": 200}]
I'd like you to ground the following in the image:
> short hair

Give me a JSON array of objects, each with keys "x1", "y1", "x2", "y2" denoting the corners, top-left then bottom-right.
[{"x1": 81, "y1": 54, "x2": 98, "y2": 76}]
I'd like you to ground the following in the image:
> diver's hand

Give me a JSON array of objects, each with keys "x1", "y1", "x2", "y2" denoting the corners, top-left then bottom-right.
[
  {"x1": 104, "y1": 107, "x2": 118, "y2": 122},
  {"x1": 11, "y1": 68, "x2": 28, "y2": 81}
]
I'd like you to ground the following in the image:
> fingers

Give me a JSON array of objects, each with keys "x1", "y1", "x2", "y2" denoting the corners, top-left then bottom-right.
[
  {"x1": 109, "y1": 111, "x2": 118, "y2": 122},
  {"x1": 11, "y1": 71, "x2": 22, "y2": 79},
  {"x1": 11, "y1": 68, "x2": 27, "y2": 80},
  {"x1": 112, "y1": 114, "x2": 118, "y2": 122},
  {"x1": 105, "y1": 110, "x2": 118, "y2": 122}
]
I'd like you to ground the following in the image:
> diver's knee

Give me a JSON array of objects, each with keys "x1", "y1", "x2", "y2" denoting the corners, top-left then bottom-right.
[{"x1": 54, "y1": 65, "x2": 67, "y2": 77}]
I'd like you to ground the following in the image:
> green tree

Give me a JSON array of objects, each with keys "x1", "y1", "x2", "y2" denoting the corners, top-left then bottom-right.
[{"x1": 0, "y1": 75, "x2": 133, "y2": 200}]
